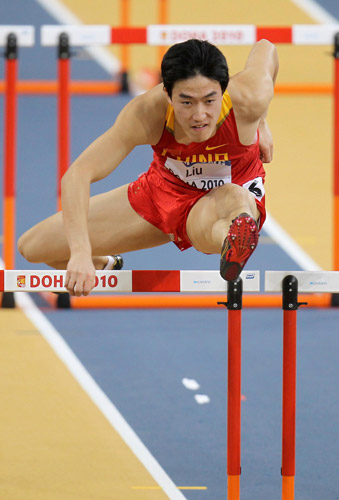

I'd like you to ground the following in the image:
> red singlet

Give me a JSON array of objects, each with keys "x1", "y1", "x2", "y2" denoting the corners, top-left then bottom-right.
[{"x1": 128, "y1": 90, "x2": 266, "y2": 251}]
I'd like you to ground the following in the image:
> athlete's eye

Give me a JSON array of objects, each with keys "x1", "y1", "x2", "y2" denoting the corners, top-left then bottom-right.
[
  {"x1": 206, "y1": 99, "x2": 215, "y2": 104},
  {"x1": 182, "y1": 101, "x2": 191, "y2": 105}
]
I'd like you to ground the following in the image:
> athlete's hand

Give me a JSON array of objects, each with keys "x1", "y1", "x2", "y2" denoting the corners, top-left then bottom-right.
[
  {"x1": 65, "y1": 253, "x2": 96, "y2": 296},
  {"x1": 258, "y1": 119, "x2": 273, "y2": 163}
]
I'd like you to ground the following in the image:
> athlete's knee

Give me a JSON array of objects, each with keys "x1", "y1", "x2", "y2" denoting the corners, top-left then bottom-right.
[
  {"x1": 215, "y1": 183, "x2": 253, "y2": 213},
  {"x1": 17, "y1": 229, "x2": 41, "y2": 263},
  {"x1": 217, "y1": 182, "x2": 249, "y2": 200}
]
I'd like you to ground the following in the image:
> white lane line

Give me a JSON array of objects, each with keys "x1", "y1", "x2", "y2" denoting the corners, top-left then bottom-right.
[
  {"x1": 13, "y1": 289, "x2": 187, "y2": 500},
  {"x1": 34, "y1": 0, "x2": 121, "y2": 74},
  {"x1": 290, "y1": 0, "x2": 338, "y2": 23},
  {"x1": 264, "y1": 212, "x2": 323, "y2": 271}
]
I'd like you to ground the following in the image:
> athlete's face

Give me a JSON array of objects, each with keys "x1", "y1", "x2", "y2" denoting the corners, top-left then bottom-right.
[{"x1": 167, "y1": 75, "x2": 223, "y2": 144}]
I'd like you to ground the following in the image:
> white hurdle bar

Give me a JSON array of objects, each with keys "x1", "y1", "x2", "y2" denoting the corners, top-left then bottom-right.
[
  {"x1": 0, "y1": 26, "x2": 35, "y2": 47},
  {"x1": 265, "y1": 271, "x2": 339, "y2": 293},
  {"x1": 4, "y1": 269, "x2": 339, "y2": 296},
  {"x1": 0, "y1": 270, "x2": 260, "y2": 293},
  {"x1": 40, "y1": 24, "x2": 339, "y2": 47}
]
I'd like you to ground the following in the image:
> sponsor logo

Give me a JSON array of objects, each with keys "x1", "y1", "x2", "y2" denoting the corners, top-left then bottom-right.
[
  {"x1": 193, "y1": 280, "x2": 212, "y2": 284},
  {"x1": 17, "y1": 275, "x2": 26, "y2": 288},
  {"x1": 309, "y1": 281, "x2": 327, "y2": 286},
  {"x1": 25, "y1": 274, "x2": 118, "y2": 289},
  {"x1": 245, "y1": 273, "x2": 255, "y2": 280},
  {"x1": 157, "y1": 28, "x2": 246, "y2": 44},
  {"x1": 30, "y1": 275, "x2": 65, "y2": 288},
  {"x1": 206, "y1": 144, "x2": 227, "y2": 150}
]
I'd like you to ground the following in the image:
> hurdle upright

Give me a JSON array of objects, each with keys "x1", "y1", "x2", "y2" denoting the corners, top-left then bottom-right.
[
  {"x1": 0, "y1": 26, "x2": 35, "y2": 308},
  {"x1": 1, "y1": 26, "x2": 35, "y2": 271},
  {"x1": 266, "y1": 270, "x2": 339, "y2": 500}
]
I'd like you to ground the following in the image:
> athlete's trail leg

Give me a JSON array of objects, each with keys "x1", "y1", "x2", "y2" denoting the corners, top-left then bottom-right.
[{"x1": 18, "y1": 184, "x2": 170, "y2": 267}]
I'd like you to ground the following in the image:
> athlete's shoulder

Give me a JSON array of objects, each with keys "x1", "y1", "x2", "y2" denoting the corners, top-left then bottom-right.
[
  {"x1": 133, "y1": 84, "x2": 168, "y2": 115},
  {"x1": 126, "y1": 84, "x2": 168, "y2": 144}
]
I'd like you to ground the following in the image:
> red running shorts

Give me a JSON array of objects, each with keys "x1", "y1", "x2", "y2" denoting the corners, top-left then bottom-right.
[{"x1": 128, "y1": 164, "x2": 266, "y2": 251}]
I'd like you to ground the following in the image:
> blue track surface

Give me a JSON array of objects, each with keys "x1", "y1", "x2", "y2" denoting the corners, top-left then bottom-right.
[
  {"x1": 45, "y1": 307, "x2": 339, "y2": 500},
  {"x1": 1, "y1": 1, "x2": 339, "y2": 499}
]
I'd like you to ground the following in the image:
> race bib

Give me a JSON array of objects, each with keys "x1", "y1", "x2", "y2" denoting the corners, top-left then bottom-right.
[
  {"x1": 165, "y1": 157, "x2": 232, "y2": 190},
  {"x1": 242, "y1": 177, "x2": 265, "y2": 201}
]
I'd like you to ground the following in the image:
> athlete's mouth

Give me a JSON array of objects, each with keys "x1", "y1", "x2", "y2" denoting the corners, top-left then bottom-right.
[{"x1": 192, "y1": 124, "x2": 208, "y2": 130}]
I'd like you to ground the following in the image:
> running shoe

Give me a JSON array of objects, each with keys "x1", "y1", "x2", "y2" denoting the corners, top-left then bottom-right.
[
  {"x1": 220, "y1": 213, "x2": 259, "y2": 281},
  {"x1": 104, "y1": 255, "x2": 124, "y2": 270}
]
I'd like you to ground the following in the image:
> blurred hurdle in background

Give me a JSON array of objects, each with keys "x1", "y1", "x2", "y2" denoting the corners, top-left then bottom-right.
[
  {"x1": 2, "y1": 23, "x2": 339, "y2": 308},
  {"x1": 0, "y1": 26, "x2": 35, "y2": 272},
  {"x1": 2, "y1": 268, "x2": 338, "y2": 499}
]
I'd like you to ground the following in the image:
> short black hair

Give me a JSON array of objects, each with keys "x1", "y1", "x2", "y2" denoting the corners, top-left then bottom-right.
[{"x1": 161, "y1": 39, "x2": 229, "y2": 98}]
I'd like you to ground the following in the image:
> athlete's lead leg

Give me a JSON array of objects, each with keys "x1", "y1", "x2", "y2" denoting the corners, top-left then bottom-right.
[{"x1": 186, "y1": 183, "x2": 260, "y2": 280}]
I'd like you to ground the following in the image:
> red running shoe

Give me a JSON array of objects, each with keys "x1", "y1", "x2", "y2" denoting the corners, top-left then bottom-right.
[{"x1": 220, "y1": 213, "x2": 259, "y2": 281}]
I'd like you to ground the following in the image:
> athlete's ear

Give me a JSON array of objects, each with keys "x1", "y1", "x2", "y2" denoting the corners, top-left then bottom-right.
[{"x1": 163, "y1": 86, "x2": 172, "y2": 104}]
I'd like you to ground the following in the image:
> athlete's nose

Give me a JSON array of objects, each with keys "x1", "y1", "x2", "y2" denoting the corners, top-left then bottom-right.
[{"x1": 192, "y1": 103, "x2": 207, "y2": 122}]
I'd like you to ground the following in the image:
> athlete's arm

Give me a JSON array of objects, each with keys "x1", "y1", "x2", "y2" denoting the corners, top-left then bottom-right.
[
  {"x1": 61, "y1": 85, "x2": 167, "y2": 294},
  {"x1": 258, "y1": 118, "x2": 273, "y2": 163},
  {"x1": 228, "y1": 40, "x2": 278, "y2": 145}
]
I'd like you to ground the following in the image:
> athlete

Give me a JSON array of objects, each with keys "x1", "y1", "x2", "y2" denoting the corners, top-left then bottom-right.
[{"x1": 18, "y1": 38, "x2": 278, "y2": 296}]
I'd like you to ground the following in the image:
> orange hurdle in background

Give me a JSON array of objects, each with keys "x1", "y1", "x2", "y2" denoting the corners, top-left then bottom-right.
[{"x1": 3, "y1": 33, "x2": 17, "y2": 273}]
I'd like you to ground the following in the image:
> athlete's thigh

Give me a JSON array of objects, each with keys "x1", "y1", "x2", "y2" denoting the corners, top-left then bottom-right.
[
  {"x1": 186, "y1": 183, "x2": 259, "y2": 253},
  {"x1": 21, "y1": 184, "x2": 170, "y2": 262},
  {"x1": 87, "y1": 184, "x2": 170, "y2": 254}
]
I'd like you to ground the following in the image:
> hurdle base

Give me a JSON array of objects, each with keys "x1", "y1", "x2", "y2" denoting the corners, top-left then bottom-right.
[
  {"x1": 330, "y1": 292, "x2": 339, "y2": 307},
  {"x1": 1, "y1": 291, "x2": 15, "y2": 308},
  {"x1": 227, "y1": 475, "x2": 240, "y2": 500},
  {"x1": 120, "y1": 71, "x2": 129, "y2": 92},
  {"x1": 56, "y1": 293, "x2": 71, "y2": 309},
  {"x1": 282, "y1": 475, "x2": 294, "y2": 500}
]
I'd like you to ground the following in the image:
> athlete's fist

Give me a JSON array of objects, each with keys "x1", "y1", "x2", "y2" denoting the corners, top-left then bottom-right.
[{"x1": 65, "y1": 253, "x2": 96, "y2": 296}]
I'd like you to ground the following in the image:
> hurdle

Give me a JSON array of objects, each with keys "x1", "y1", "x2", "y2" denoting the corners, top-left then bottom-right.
[
  {"x1": 118, "y1": 0, "x2": 169, "y2": 91},
  {"x1": 0, "y1": 269, "x2": 259, "y2": 293},
  {"x1": 265, "y1": 270, "x2": 339, "y2": 500},
  {"x1": 0, "y1": 26, "x2": 35, "y2": 308}
]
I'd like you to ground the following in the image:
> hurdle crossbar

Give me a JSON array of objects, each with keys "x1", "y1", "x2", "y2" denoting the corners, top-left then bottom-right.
[
  {"x1": 0, "y1": 270, "x2": 260, "y2": 293},
  {"x1": 40, "y1": 24, "x2": 339, "y2": 46},
  {"x1": 0, "y1": 26, "x2": 35, "y2": 47},
  {"x1": 265, "y1": 271, "x2": 339, "y2": 293}
]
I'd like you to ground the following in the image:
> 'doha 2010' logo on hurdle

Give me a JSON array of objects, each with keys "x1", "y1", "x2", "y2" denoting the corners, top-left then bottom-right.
[
  {"x1": 17, "y1": 275, "x2": 26, "y2": 288},
  {"x1": 16, "y1": 274, "x2": 119, "y2": 289}
]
